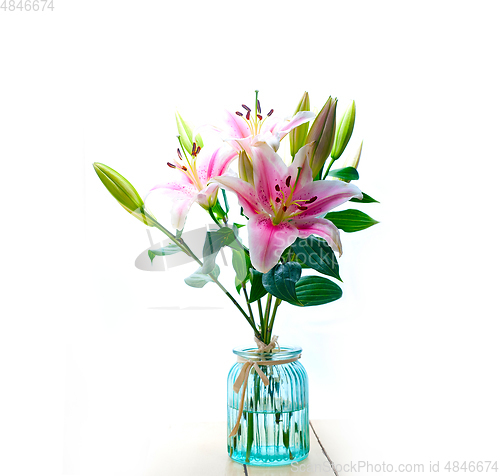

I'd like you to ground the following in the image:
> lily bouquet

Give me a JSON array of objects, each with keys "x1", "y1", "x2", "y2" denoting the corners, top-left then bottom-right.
[
  {"x1": 94, "y1": 91, "x2": 378, "y2": 465},
  {"x1": 94, "y1": 91, "x2": 378, "y2": 342}
]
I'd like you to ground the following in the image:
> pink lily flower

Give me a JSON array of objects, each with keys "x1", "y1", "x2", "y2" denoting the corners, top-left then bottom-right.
[
  {"x1": 214, "y1": 100, "x2": 315, "y2": 154},
  {"x1": 147, "y1": 145, "x2": 237, "y2": 230},
  {"x1": 211, "y1": 143, "x2": 363, "y2": 273}
]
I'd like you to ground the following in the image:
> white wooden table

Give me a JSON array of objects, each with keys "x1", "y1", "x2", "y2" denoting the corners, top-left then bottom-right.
[
  {"x1": 143, "y1": 420, "x2": 500, "y2": 475},
  {"x1": 144, "y1": 421, "x2": 339, "y2": 475}
]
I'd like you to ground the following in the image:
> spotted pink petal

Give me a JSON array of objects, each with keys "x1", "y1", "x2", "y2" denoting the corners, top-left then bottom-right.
[
  {"x1": 251, "y1": 143, "x2": 288, "y2": 213},
  {"x1": 210, "y1": 175, "x2": 263, "y2": 217},
  {"x1": 196, "y1": 146, "x2": 237, "y2": 184},
  {"x1": 220, "y1": 110, "x2": 251, "y2": 140},
  {"x1": 147, "y1": 180, "x2": 198, "y2": 201},
  {"x1": 292, "y1": 180, "x2": 362, "y2": 218},
  {"x1": 247, "y1": 215, "x2": 299, "y2": 273},
  {"x1": 292, "y1": 217, "x2": 343, "y2": 255}
]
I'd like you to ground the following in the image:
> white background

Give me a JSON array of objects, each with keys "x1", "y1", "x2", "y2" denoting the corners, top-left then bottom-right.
[{"x1": 1, "y1": 1, "x2": 499, "y2": 475}]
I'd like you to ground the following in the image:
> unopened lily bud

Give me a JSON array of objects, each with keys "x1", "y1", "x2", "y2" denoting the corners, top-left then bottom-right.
[
  {"x1": 331, "y1": 100, "x2": 356, "y2": 161},
  {"x1": 93, "y1": 162, "x2": 154, "y2": 226},
  {"x1": 341, "y1": 142, "x2": 363, "y2": 182},
  {"x1": 290, "y1": 91, "x2": 310, "y2": 158},
  {"x1": 175, "y1": 111, "x2": 204, "y2": 155},
  {"x1": 305, "y1": 96, "x2": 337, "y2": 178},
  {"x1": 238, "y1": 150, "x2": 254, "y2": 186}
]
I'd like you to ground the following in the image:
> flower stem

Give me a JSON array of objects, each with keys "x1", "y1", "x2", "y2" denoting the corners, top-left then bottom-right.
[
  {"x1": 263, "y1": 294, "x2": 273, "y2": 344},
  {"x1": 145, "y1": 213, "x2": 259, "y2": 334},
  {"x1": 266, "y1": 298, "x2": 282, "y2": 343},
  {"x1": 242, "y1": 285, "x2": 258, "y2": 337},
  {"x1": 257, "y1": 299, "x2": 264, "y2": 334}
]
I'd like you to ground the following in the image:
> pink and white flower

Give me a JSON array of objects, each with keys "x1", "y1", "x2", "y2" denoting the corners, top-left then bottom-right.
[
  {"x1": 214, "y1": 100, "x2": 314, "y2": 155},
  {"x1": 147, "y1": 145, "x2": 237, "y2": 230},
  {"x1": 211, "y1": 143, "x2": 363, "y2": 273}
]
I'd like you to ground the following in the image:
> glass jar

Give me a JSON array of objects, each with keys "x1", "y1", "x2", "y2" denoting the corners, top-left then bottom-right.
[{"x1": 227, "y1": 345, "x2": 309, "y2": 466}]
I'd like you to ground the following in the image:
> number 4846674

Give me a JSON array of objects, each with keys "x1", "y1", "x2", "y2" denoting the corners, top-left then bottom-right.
[{"x1": 1, "y1": 0, "x2": 54, "y2": 11}]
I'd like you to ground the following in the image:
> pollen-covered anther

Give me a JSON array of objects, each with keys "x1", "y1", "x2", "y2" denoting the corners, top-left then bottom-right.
[
  {"x1": 257, "y1": 100, "x2": 261, "y2": 114},
  {"x1": 283, "y1": 206, "x2": 288, "y2": 212},
  {"x1": 275, "y1": 184, "x2": 281, "y2": 192},
  {"x1": 276, "y1": 197, "x2": 281, "y2": 203},
  {"x1": 297, "y1": 206, "x2": 308, "y2": 211},
  {"x1": 235, "y1": 111, "x2": 243, "y2": 117},
  {"x1": 167, "y1": 162, "x2": 176, "y2": 169},
  {"x1": 191, "y1": 142, "x2": 197, "y2": 156},
  {"x1": 246, "y1": 111, "x2": 251, "y2": 120},
  {"x1": 257, "y1": 114, "x2": 263, "y2": 120},
  {"x1": 306, "y1": 196, "x2": 318, "y2": 204},
  {"x1": 285, "y1": 176, "x2": 291, "y2": 187},
  {"x1": 242, "y1": 104, "x2": 251, "y2": 112},
  {"x1": 177, "y1": 149, "x2": 183, "y2": 160},
  {"x1": 181, "y1": 166, "x2": 188, "y2": 171},
  {"x1": 196, "y1": 146, "x2": 201, "y2": 155},
  {"x1": 267, "y1": 109, "x2": 274, "y2": 117}
]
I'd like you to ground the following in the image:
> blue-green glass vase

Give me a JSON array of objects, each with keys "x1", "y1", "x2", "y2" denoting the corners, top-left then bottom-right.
[{"x1": 227, "y1": 345, "x2": 309, "y2": 466}]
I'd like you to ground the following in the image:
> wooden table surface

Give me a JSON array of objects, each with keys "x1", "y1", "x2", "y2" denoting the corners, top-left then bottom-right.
[{"x1": 144, "y1": 421, "x2": 349, "y2": 475}]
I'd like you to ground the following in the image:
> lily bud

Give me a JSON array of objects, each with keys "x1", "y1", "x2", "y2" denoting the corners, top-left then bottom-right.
[
  {"x1": 93, "y1": 162, "x2": 154, "y2": 226},
  {"x1": 341, "y1": 142, "x2": 363, "y2": 182},
  {"x1": 331, "y1": 100, "x2": 356, "y2": 161},
  {"x1": 290, "y1": 91, "x2": 310, "y2": 158},
  {"x1": 305, "y1": 96, "x2": 337, "y2": 178},
  {"x1": 238, "y1": 150, "x2": 254, "y2": 187},
  {"x1": 175, "y1": 111, "x2": 204, "y2": 155}
]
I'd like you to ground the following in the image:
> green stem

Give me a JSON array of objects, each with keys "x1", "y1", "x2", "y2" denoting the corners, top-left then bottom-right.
[
  {"x1": 146, "y1": 213, "x2": 258, "y2": 334},
  {"x1": 263, "y1": 294, "x2": 273, "y2": 345},
  {"x1": 208, "y1": 207, "x2": 222, "y2": 228},
  {"x1": 322, "y1": 156, "x2": 336, "y2": 180},
  {"x1": 266, "y1": 299, "x2": 282, "y2": 342},
  {"x1": 257, "y1": 299, "x2": 264, "y2": 335},
  {"x1": 242, "y1": 285, "x2": 258, "y2": 337}
]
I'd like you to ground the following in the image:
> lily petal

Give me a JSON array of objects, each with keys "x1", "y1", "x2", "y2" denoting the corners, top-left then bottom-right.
[
  {"x1": 210, "y1": 175, "x2": 263, "y2": 217},
  {"x1": 251, "y1": 143, "x2": 288, "y2": 212},
  {"x1": 147, "y1": 180, "x2": 198, "y2": 201},
  {"x1": 275, "y1": 111, "x2": 316, "y2": 139},
  {"x1": 293, "y1": 181, "x2": 363, "y2": 218},
  {"x1": 171, "y1": 196, "x2": 196, "y2": 230},
  {"x1": 292, "y1": 217, "x2": 343, "y2": 256},
  {"x1": 247, "y1": 215, "x2": 299, "y2": 273},
  {"x1": 196, "y1": 146, "x2": 237, "y2": 183}
]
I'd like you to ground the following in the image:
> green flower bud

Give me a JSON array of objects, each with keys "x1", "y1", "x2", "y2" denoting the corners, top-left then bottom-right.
[
  {"x1": 238, "y1": 150, "x2": 254, "y2": 187},
  {"x1": 341, "y1": 141, "x2": 363, "y2": 182},
  {"x1": 290, "y1": 91, "x2": 310, "y2": 158},
  {"x1": 175, "y1": 111, "x2": 204, "y2": 155},
  {"x1": 305, "y1": 96, "x2": 337, "y2": 178},
  {"x1": 93, "y1": 162, "x2": 154, "y2": 226},
  {"x1": 331, "y1": 100, "x2": 356, "y2": 161}
]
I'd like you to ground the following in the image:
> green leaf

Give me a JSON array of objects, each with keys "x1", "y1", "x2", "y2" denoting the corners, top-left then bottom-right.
[
  {"x1": 147, "y1": 243, "x2": 183, "y2": 263},
  {"x1": 232, "y1": 247, "x2": 250, "y2": 284},
  {"x1": 262, "y1": 262, "x2": 303, "y2": 306},
  {"x1": 291, "y1": 236, "x2": 341, "y2": 281},
  {"x1": 248, "y1": 270, "x2": 268, "y2": 303},
  {"x1": 350, "y1": 192, "x2": 379, "y2": 203},
  {"x1": 202, "y1": 227, "x2": 239, "y2": 274},
  {"x1": 324, "y1": 209, "x2": 379, "y2": 232},
  {"x1": 294, "y1": 276, "x2": 342, "y2": 306},
  {"x1": 184, "y1": 265, "x2": 220, "y2": 288},
  {"x1": 327, "y1": 166, "x2": 359, "y2": 181}
]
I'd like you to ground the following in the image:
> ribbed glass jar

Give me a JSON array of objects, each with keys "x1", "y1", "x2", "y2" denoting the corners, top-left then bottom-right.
[{"x1": 227, "y1": 346, "x2": 309, "y2": 466}]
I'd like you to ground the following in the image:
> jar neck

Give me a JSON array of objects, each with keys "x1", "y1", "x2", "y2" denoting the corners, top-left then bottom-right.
[{"x1": 233, "y1": 345, "x2": 302, "y2": 362}]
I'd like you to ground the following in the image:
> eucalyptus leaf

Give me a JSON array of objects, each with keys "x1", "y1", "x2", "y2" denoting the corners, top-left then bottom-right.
[
  {"x1": 291, "y1": 236, "x2": 341, "y2": 281},
  {"x1": 327, "y1": 166, "x2": 359, "y2": 181},
  {"x1": 148, "y1": 243, "x2": 183, "y2": 263},
  {"x1": 294, "y1": 276, "x2": 342, "y2": 306},
  {"x1": 262, "y1": 262, "x2": 303, "y2": 306},
  {"x1": 324, "y1": 209, "x2": 379, "y2": 232},
  {"x1": 184, "y1": 264, "x2": 220, "y2": 288}
]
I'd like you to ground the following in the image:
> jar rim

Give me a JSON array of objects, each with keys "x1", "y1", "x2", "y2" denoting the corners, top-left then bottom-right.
[{"x1": 232, "y1": 345, "x2": 302, "y2": 361}]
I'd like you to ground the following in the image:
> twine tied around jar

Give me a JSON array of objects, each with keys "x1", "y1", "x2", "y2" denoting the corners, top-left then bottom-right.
[{"x1": 229, "y1": 336, "x2": 302, "y2": 438}]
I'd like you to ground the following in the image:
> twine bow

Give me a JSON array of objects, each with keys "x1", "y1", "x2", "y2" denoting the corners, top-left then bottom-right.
[{"x1": 229, "y1": 336, "x2": 301, "y2": 438}]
